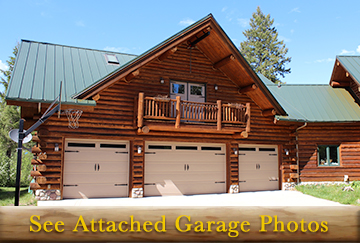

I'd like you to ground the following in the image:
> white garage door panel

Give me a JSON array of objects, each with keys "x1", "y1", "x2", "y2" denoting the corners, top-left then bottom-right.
[
  {"x1": 145, "y1": 142, "x2": 226, "y2": 196},
  {"x1": 64, "y1": 184, "x2": 128, "y2": 199},
  {"x1": 63, "y1": 139, "x2": 129, "y2": 199},
  {"x1": 239, "y1": 145, "x2": 279, "y2": 192},
  {"x1": 64, "y1": 172, "x2": 128, "y2": 184}
]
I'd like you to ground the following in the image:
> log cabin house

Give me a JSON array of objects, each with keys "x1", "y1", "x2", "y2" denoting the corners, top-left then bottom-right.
[{"x1": 5, "y1": 14, "x2": 360, "y2": 200}]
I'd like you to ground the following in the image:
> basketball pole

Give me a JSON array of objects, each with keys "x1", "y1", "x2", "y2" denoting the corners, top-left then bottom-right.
[{"x1": 14, "y1": 82, "x2": 62, "y2": 206}]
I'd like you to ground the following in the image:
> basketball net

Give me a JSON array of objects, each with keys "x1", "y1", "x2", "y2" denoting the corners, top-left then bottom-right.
[{"x1": 64, "y1": 109, "x2": 83, "y2": 129}]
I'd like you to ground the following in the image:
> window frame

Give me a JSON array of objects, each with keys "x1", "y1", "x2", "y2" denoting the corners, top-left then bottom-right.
[{"x1": 317, "y1": 145, "x2": 340, "y2": 167}]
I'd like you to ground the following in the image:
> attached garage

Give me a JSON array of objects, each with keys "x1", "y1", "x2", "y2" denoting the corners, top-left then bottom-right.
[
  {"x1": 238, "y1": 144, "x2": 279, "y2": 192},
  {"x1": 63, "y1": 139, "x2": 129, "y2": 199},
  {"x1": 144, "y1": 142, "x2": 226, "y2": 196}
]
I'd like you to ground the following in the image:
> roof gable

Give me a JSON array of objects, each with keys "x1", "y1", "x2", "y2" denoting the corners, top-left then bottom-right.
[
  {"x1": 6, "y1": 40, "x2": 137, "y2": 105},
  {"x1": 73, "y1": 14, "x2": 286, "y2": 116}
]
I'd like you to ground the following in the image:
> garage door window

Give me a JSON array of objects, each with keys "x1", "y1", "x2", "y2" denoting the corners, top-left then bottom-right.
[
  {"x1": 318, "y1": 145, "x2": 339, "y2": 166},
  {"x1": 100, "y1": 144, "x2": 126, "y2": 148},
  {"x1": 148, "y1": 145, "x2": 172, "y2": 150},
  {"x1": 176, "y1": 146, "x2": 198, "y2": 150},
  {"x1": 68, "y1": 142, "x2": 95, "y2": 148}
]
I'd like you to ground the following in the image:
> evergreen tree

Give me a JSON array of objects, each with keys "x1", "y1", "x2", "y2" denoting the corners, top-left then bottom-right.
[
  {"x1": 0, "y1": 44, "x2": 20, "y2": 157},
  {"x1": 240, "y1": 7, "x2": 291, "y2": 83}
]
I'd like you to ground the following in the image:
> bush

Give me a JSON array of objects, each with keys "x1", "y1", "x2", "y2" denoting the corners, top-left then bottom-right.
[{"x1": 0, "y1": 149, "x2": 33, "y2": 187}]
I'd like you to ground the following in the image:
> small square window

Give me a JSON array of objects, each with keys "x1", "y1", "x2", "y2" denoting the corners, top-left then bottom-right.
[
  {"x1": 172, "y1": 83, "x2": 185, "y2": 94},
  {"x1": 318, "y1": 145, "x2": 339, "y2": 166},
  {"x1": 105, "y1": 54, "x2": 119, "y2": 64},
  {"x1": 190, "y1": 85, "x2": 203, "y2": 96}
]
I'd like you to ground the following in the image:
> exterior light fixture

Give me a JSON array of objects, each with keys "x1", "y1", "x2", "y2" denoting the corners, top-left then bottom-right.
[
  {"x1": 137, "y1": 146, "x2": 142, "y2": 154},
  {"x1": 214, "y1": 84, "x2": 218, "y2": 91},
  {"x1": 54, "y1": 143, "x2": 59, "y2": 152},
  {"x1": 160, "y1": 78, "x2": 165, "y2": 84},
  {"x1": 284, "y1": 149, "x2": 289, "y2": 156},
  {"x1": 233, "y1": 147, "x2": 238, "y2": 155}
]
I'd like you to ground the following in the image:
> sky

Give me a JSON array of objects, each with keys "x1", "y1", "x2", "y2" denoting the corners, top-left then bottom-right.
[{"x1": 1, "y1": 0, "x2": 360, "y2": 91}]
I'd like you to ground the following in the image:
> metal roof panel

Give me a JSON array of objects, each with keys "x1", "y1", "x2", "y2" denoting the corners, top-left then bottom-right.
[{"x1": 338, "y1": 56, "x2": 360, "y2": 84}]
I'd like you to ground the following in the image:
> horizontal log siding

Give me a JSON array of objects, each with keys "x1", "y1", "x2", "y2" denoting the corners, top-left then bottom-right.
[
  {"x1": 26, "y1": 43, "x2": 295, "y2": 190},
  {"x1": 297, "y1": 123, "x2": 360, "y2": 182}
]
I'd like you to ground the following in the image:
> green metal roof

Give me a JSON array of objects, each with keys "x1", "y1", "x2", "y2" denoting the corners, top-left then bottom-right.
[
  {"x1": 337, "y1": 55, "x2": 360, "y2": 84},
  {"x1": 6, "y1": 40, "x2": 137, "y2": 105},
  {"x1": 262, "y1": 77, "x2": 360, "y2": 122}
]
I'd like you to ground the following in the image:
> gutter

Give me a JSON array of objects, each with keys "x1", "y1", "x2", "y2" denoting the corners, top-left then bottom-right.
[{"x1": 295, "y1": 122, "x2": 307, "y2": 184}]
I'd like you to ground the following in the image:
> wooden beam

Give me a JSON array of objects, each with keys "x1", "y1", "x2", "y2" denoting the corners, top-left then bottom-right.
[
  {"x1": 213, "y1": 55, "x2": 235, "y2": 69},
  {"x1": 175, "y1": 96, "x2": 181, "y2": 129},
  {"x1": 124, "y1": 70, "x2": 140, "y2": 83},
  {"x1": 346, "y1": 72, "x2": 349, "y2": 78},
  {"x1": 137, "y1": 93, "x2": 144, "y2": 131},
  {"x1": 36, "y1": 176, "x2": 47, "y2": 184},
  {"x1": 262, "y1": 109, "x2": 276, "y2": 117},
  {"x1": 290, "y1": 165, "x2": 299, "y2": 170},
  {"x1": 92, "y1": 94, "x2": 100, "y2": 102},
  {"x1": 37, "y1": 164, "x2": 46, "y2": 172},
  {"x1": 245, "y1": 103, "x2": 251, "y2": 133},
  {"x1": 239, "y1": 84, "x2": 257, "y2": 94},
  {"x1": 157, "y1": 47, "x2": 178, "y2": 62},
  {"x1": 30, "y1": 171, "x2": 42, "y2": 177},
  {"x1": 330, "y1": 80, "x2": 350, "y2": 87},
  {"x1": 289, "y1": 173, "x2": 299, "y2": 179},
  {"x1": 31, "y1": 146, "x2": 42, "y2": 154},
  {"x1": 31, "y1": 158, "x2": 42, "y2": 165},
  {"x1": 30, "y1": 182, "x2": 41, "y2": 190},
  {"x1": 217, "y1": 100, "x2": 222, "y2": 131},
  {"x1": 241, "y1": 131, "x2": 248, "y2": 138}
]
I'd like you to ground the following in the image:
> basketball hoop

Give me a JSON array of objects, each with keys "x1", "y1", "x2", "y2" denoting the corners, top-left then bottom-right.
[{"x1": 64, "y1": 109, "x2": 83, "y2": 129}]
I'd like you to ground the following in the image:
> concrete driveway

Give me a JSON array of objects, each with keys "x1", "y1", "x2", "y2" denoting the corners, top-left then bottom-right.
[{"x1": 37, "y1": 190, "x2": 349, "y2": 207}]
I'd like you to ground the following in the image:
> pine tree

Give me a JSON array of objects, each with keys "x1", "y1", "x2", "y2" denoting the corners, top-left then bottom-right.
[
  {"x1": 240, "y1": 6, "x2": 291, "y2": 83},
  {"x1": 0, "y1": 44, "x2": 20, "y2": 157}
]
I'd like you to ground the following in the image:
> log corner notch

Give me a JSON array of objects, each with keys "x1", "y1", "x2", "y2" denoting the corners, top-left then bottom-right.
[
  {"x1": 124, "y1": 70, "x2": 140, "y2": 83},
  {"x1": 262, "y1": 108, "x2": 276, "y2": 117},
  {"x1": 92, "y1": 94, "x2": 100, "y2": 102},
  {"x1": 213, "y1": 54, "x2": 235, "y2": 70},
  {"x1": 157, "y1": 47, "x2": 178, "y2": 62},
  {"x1": 330, "y1": 80, "x2": 351, "y2": 88}
]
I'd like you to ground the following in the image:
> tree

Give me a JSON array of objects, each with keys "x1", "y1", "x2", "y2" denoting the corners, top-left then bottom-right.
[
  {"x1": 240, "y1": 6, "x2": 291, "y2": 83},
  {"x1": 0, "y1": 44, "x2": 20, "y2": 157}
]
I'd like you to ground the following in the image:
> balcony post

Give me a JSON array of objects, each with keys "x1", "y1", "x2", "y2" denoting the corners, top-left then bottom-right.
[
  {"x1": 217, "y1": 100, "x2": 222, "y2": 131},
  {"x1": 245, "y1": 103, "x2": 250, "y2": 133},
  {"x1": 175, "y1": 96, "x2": 181, "y2": 128},
  {"x1": 137, "y1": 92, "x2": 144, "y2": 132}
]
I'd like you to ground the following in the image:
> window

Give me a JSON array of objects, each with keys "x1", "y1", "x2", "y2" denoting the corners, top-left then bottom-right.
[
  {"x1": 318, "y1": 145, "x2": 339, "y2": 166},
  {"x1": 105, "y1": 54, "x2": 119, "y2": 64},
  {"x1": 190, "y1": 85, "x2": 203, "y2": 96},
  {"x1": 172, "y1": 83, "x2": 185, "y2": 94}
]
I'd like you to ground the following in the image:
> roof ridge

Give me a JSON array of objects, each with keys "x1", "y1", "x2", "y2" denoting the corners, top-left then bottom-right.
[{"x1": 21, "y1": 39, "x2": 138, "y2": 57}]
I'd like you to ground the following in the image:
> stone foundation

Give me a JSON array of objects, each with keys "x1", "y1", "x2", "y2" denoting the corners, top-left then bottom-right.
[
  {"x1": 35, "y1": 189, "x2": 61, "y2": 200},
  {"x1": 131, "y1": 187, "x2": 144, "y2": 198},
  {"x1": 229, "y1": 185, "x2": 239, "y2": 193},
  {"x1": 283, "y1": 181, "x2": 349, "y2": 191}
]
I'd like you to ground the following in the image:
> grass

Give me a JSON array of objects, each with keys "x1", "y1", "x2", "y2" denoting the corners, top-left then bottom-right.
[
  {"x1": 0, "y1": 187, "x2": 37, "y2": 206},
  {"x1": 295, "y1": 183, "x2": 360, "y2": 206}
]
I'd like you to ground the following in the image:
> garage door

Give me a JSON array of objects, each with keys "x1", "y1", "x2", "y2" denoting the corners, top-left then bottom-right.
[
  {"x1": 238, "y1": 144, "x2": 279, "y2": 192},
  {"x1": 63, "y1": 139, "x2": 129, "y2": 199},
  {"x1": 144, "y1": 142, "x2": 226, "y2": 196}
]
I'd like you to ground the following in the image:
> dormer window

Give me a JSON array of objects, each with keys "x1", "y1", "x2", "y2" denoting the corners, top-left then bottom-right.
[{"x1": 105, "y1": 54, "x2": 119, "y2": 65}]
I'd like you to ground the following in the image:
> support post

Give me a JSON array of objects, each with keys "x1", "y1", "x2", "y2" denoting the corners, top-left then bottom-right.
[
  {"x1": 245, "y1": 103, "x2": 251, "y2": 133},
  {"x1": 15, "y1": 119, "x2": 24, "y2": 206},
  {"x1": 137, "y1": 93, "x2": 144, "y2": 131},
  {"x1": 217, "y1": 100, "x2": 222, "y2": 131},
  {"x1": 175, "y1": 96, "x2": 181, "y2": 129}
]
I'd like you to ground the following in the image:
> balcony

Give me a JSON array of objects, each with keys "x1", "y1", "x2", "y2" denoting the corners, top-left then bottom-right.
[{"x1": 137, "y1": 93, "x2": 250, "y2": 136}]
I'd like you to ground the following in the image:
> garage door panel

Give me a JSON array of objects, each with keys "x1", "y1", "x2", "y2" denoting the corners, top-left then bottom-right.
[
  {"x1": 63, "y1": 139, "x2": 129, "y2": 198},
  {"x1": 64, "y1": 172, "x2": 128, "y2": 184},
  {"x1": 145, "y1": 142, "x2": 226, "y2": 196},
  {"x1": 63, "y1": 184, "x2": 128, "y2": 199},
  {"x1": 239, "y1": 144, "x2": 279, "y2": 192}
]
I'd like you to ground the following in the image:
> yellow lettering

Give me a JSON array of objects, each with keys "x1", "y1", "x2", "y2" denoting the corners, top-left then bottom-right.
[
  {"x1": 143, "y1": 221, "x2": 153, "y2": 232},
  {"x1": 175, "y1": 215, "x2": 192, "y2": 232},
  {"x1": 194, "y1": 221, "x2": 205, "y2": 232},
  {"x1": 321, "y1": 221, "x2": 328, "y2": 233},
  {"x1": 228, "y1": 221, "x2": 239, "y2": 238},
  {"x1": 259, "y1": 215, "x2": 272, "y2": 232},
  {"x1": 130, "y1": 215, "x2": 141, "y2": 232},
  {"x1": 308, "y1": 221, "x2": 319, "y2": 233},
  {"x1": 55, "y1": 221, "x2": 64, "y2": 233},
  {"x1": 106, "y1": 221, "x2": 117, "y2": 232},
  {"x1": 273, "y1": 215, "x2": 285, "y2": 232},
  {"x1": 30, "y1": 215, "x2": 41, "y2": 232},
  {"x1": 216, "y1": 221, "x2": 226, "y2": 232},
  {"x1": 300, "y1": 219, "x2": 307, "y2": 232},
  {"x1": 240, "y1": 221, "x2": 250, "y2": 233},
  {"x1": 90, "y1": 219, "x2": 97, "y2": 232},
  {"x1": 73, "y1": 215, "x2": 89, "y2": 232},
  {"x1": 287, "y1": 221, "x2": 298, "y2": 233},
  {"x1": 43, "y1": 221, "x2": 53, "y2": 233},
  {"x1": 206, "y1": 221, "x2": 215, "y2": 232},
  {"x1": 119, "y1": 221, "x2": 128, "y2": 232},
  {"x1": 98, "y1": 219, "x2": 105, "y2": 232},
  {"x1": 154, "y1": 215, "x2": 166, "y2": 232}
]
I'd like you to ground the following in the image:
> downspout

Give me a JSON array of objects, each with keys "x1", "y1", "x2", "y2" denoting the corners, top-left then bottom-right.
[{"x1": 295, "y1": 122, "x2": 307, "y2": 184}]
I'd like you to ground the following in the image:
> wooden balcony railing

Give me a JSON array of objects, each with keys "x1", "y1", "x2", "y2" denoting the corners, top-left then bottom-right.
[{"x1": 137, "y1": 92, "x2": 250, "y2": 133}]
